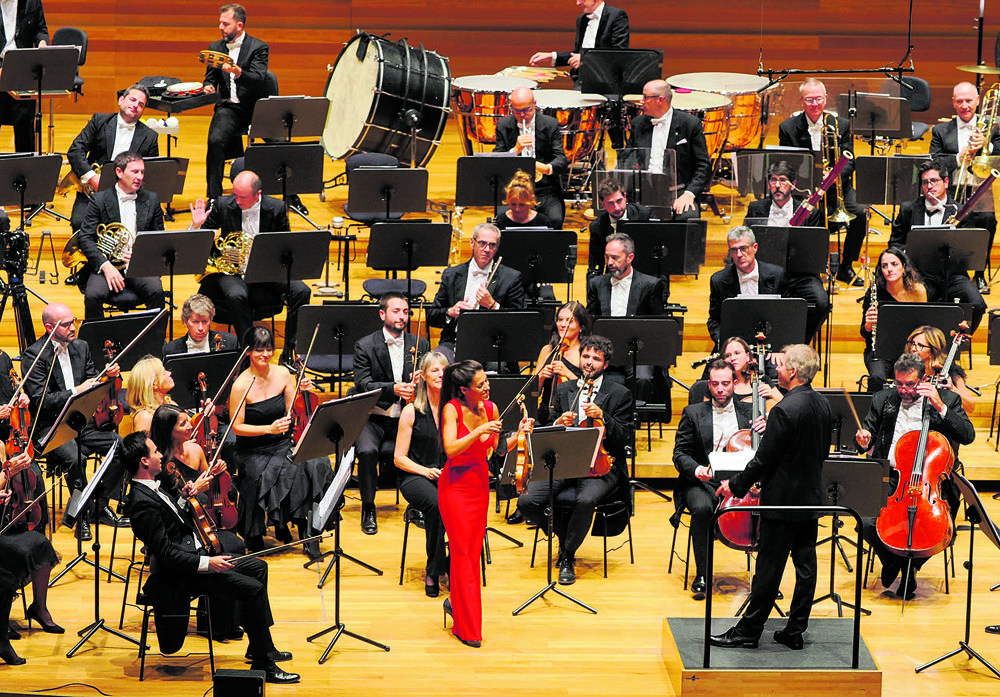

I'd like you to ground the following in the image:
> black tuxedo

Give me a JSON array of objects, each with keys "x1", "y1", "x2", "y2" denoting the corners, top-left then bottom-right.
[
  {"x1": 66, "y1": 113, "x2": 160, "y2": 229},
  {"x1": 196, "y1": 194, "x2": 311, "y2": 352},
  {"x1": 21, "y1": 335, "x2": 120, "y2": 496},
  {"x1": 729, "y1": 383, "x2": 831, "y2": 640},
  {"x1": 587, "y1": 203, "x2": 651, "y2": 274},
  {"x1": 889, "y1": 194, "x2": 987, "y2": 331},
  {"x1": 352, "y1": 329, "x2": 430, "y2": 505},
  {"x1": 126, "y1": 481, "x2": 277, "y2": 664},
  {"x1": 706, "y1": 260, "x2": 785, "y2": 348},
  {"x1": 428, "y1": 261, "x2": 527, "y2": 347},
  {"x1": 517, "y1": 375, "x2": 634, "y2": 561},
  {"x1": 672, "y1": 399, "x2": 753, "y2": 575},
  {"x1": 626, "y1": 110, "x2": 711, "y2": 220},
  {"x1": 930, "y1": 117, "x2": 1000, "y2": 174},
  {"x1": 79, "y1": 187, "x2": 166, "y2": 318},
  {"x1": 778, "y1": 112, "x2": 866, "y2": 266},
  {"x1": 0, "y1": 0, "x2": 47, "y2": 152},
  {"x1": 203, "y1": 32, "x2": 269, "y2": 198},
  {"x1": 555, "y1": 5, "x2": 630, "y2": 72},
  {"x1": 744, "y1": 194, "x2": 822, "y2": 228},
  {"x1": 586, "y1": 268, "x2": 666, "y2": 318},
  {"x1": 494, "y1": 112, "x2": 568, "y2": 227},
  {"x1": 162, "y1": 330, "x2": 239, "y2": 358}
]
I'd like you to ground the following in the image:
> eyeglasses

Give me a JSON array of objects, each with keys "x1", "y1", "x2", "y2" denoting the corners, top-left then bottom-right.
[
  {"x1": 641, "y1": 94, "x2": 663, "y2": 101},
  {"x1": 728, "y1": 244, "x2": 753, "y2": 256},
  {"x1": 921, "y1": 177, "x2": 944, "y2": 186},
  {"x1": 905, "y1": 340, "x2": 931, "y2": 350},
  {"x1": 473, "y1": 240, "x2": 499, "y2": 249},
  {"x1": 768, "y1": 177, "x2": 791, "y2": 184},
  {"x1": 802, "y1": 96, "x2": 826, "y2": 104}
]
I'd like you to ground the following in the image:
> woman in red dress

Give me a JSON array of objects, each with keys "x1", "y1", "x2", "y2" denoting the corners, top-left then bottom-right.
[{"x1": 438, "y1": 360, "x2": 531, "y2": 647}]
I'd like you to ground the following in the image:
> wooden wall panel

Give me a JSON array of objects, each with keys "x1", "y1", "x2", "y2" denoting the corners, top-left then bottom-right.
[{"x1": 33, "y1": 1, "x2": 1000, "y2": 123}]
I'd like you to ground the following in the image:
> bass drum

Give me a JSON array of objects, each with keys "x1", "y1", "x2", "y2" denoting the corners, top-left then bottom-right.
[{"x1": 323, "y1": 33, "x2": 451, "y2": 167}]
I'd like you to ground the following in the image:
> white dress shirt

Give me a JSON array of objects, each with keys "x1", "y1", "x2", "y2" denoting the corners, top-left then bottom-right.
[
  {"x1": 116, "y1": 183, "x2": 138, "y2": 235},
  {"x1": 186, "y1": 335, "x2": 210, "y2": 353},
  {"x1": 133, "y1": 479, "x2": 210, "y2": 571},
  {"x1": 711, "y1": 400, "x2": 740, "y2": 451},
  {"x1": 767, "y1": 199, "x2": 795, "y2": 227},
  {"x1": 957, "y1": 116, "x2": 976, "y2": 157},
  {"x1": 924, "y1": 202, "x2": 946, "y2": 227},
  {"x1": 577, "y1": 374, "x2": 604, "y2": 424},
  {"x1": 1, "y1": 0, "x2": 17, "y2": 56},
  {"x1": 581, "y1": 3, "x2": 605, "y2": 50},
  {"x1": 235, "y1": 198, "x2": 261, "y2": 274},
  {"x1": 463, "y1": 260, "x2": 492, "y2": 305},
  {"x1": 54, "y1": 343, "x2": 75, "y2": 392},
  {"x1": 888, "y1": 399, "x2": 925, "y2": 466},
  {"x1": 807, "y1": 115, "x2": 824, "y2": 152},
  {"x1": 112, "y1": 114, "x2": 137, "y2": 161},
  {"x1": 737, "y1": 260, "x2": 760, "y2": 296},
  {"x1": 609, "y1": 267, "x2": 633, "y2": 316},
  {"x1": 648, "y1": 108, "x2": 674, "y2": 175},
  {"x1": 371, "y1": 328, "x2": 406, "y2": 418},
  {"x1": 225, "y1": 32, "x2": 244, "y2": 104}
]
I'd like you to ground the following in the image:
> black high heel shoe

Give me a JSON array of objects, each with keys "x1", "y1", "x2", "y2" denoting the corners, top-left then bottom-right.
[
  {"x1": 26, "y1": 604, "x2": 64, "y2": 634},
  {"x1": 425, "y1": 574, "x2": 440, "y2": 598},
  {"x1": 0, "y1": 640, "x2": 25, "y2": 665},
  {"x1": 442, "y1": 597, "x2": 452, "y2": 627}
]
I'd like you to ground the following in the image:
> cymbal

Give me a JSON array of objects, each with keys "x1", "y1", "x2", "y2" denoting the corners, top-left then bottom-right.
[{"x1": 956, "y1": 64, "x2": 1000, "y2": 75}]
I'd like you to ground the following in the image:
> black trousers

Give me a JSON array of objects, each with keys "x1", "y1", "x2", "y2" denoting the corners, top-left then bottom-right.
[
  {"x1": 0, "y1": 93, "x2": 35, "y2": 153},
  {"x1": 354, "y1": 414, "x2": 398, "y2": 505},
  {"x1": 735, "y1": 516, "x2": 818, "y2": 639},
  {"x1": 206, "y1": 103, "x2": 250, "y2": 199},
  {"x1": 786, "y1": 272, "x2": 829, "y2": 342},
  {"x1": 198, "y1": 273, "x2": 311, "y2": 353},
  {"x1": 398, "y1": 473, "x2": 448, "y2": 577},
  {"x1": 536, "y1": 188, "x2": 565, "y2": 230},
  {"x1": 517, "y1": 468, "x2": 620, "y2": 561},
  {"x1": 677, "y1": 481, "x2": 718, "y2": 577},
  {"x1": 923, "y1": 272, "x2": 987, "y2": 332},
  {"x1": 83, "y1": 272, "x2": 165, "y2": 319},
  {"x1": 831, "y1": 186, "x2": 866, "y2": 266},
  {"x1": 43, "y1": 424, "x2": 121, "y2": 500}
]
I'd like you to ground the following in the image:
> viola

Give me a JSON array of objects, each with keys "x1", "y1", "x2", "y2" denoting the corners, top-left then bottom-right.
[
  {"x1": 875, "y1": 325, "x2": 966, "y2": 559},
  {"x1": 190, "y1": 372, "x2": 237, "y2": 531},
  {"x1": 513, "y1": 395, "x2": 532, "y2": 493},
  {"x1": 542, "y1": 338, "x2": 572, "y2": 416},
  {"x1": 5, "y1": 368, "x2": 33, "y2": 460},
  {"x1": 0, "y1": 456, "x2": 42, "y2": 532},
  {"x1": 584, "y1": 379, "x2": 614, "y2": 478},
  {"x1": 162, "y1": 461, "x2": 223, "y2": 555},
  {"x1": 93, "y1": 340, "x2": 127, "y2": 431},
  {"x1": 289, "y1": 355, "x2": 318, "y2": 445}
]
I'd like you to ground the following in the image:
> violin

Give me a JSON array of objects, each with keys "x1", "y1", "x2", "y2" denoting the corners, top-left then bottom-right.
[
  {"x1": 539, "y1": 337, "x2": 572, "y2": 422},
  {"x1": 5, "y1": 368, "x2": 33, "y2": 460},
  {"x1": 513, "y1": 395, "x2": 532, "y2": 493},
  {"x1": 161, "y1": 461, "x2": 223, "y2": 554},
  {"x1": 289, "y1": 355, "x2": 319, "y2": 445},
  {"x1": 190, "y1": 372, "x2": 237, "y2": 531},
  {"x1": 93, "y1": 340, "x2": 127, "y2": 431},
  {"x1": 875, "y1": 324, "x2": 966, "y2": 559},
  {"x1": 0, "y1": 454, "x2": 42, "y2": 533},
  {"x1": 584, "y1": 379, "x2": 614, "y2": 477}
]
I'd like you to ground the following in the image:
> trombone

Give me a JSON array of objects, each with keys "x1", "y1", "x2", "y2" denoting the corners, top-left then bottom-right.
[
  {"x1": 955, "y1": 82, "x2": 1000, "y2": 203},
  {"x1": 823, "y1": 113, "x2": 855, "y2": 224}
]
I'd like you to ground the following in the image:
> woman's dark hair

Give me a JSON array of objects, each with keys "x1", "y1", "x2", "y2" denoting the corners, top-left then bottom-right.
[
  {"x1": 548, "y1": 301, "x2": 591, "y2": 348},
  {"x1": 875, "y1": 246, "x2": 923, "y2": 293},
  {"x1": 438, "y1": 359, "x2": 483, "y2": 430},
  {"x1": 149, "y1": 403, "x2": 184, "y2": 468},
  {"x1": 244, "y1": 326, "x2": 275, "y2": 351}
]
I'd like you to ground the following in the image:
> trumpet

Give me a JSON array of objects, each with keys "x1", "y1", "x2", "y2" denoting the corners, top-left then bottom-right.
[{"x1": 823, "y1": 113, "x2": 855, "y2": 224}]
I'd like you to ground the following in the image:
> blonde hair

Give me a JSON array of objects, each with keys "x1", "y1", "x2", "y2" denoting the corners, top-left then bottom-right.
[
  {"x1": 504, "y1": 169, "x2": 536, "y2": 206},
  {"x1": 127, "y1": 355, "x2": 174, "y2": 412},
  {"x1": 414, "y1": 351, "x2": 449, "y2": 413}
]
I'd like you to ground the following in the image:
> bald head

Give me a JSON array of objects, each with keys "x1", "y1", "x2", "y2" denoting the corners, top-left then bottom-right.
[
  {"x1": 42, "y1": 302, "x2": 72, "y2": 328},
  {"x1": 510, "y1": 87, "x2": 536, "y2": 125},
  {"x1": 641, "y1": 79, "x2": 672, "y2": 118},
  {"x1": 953, "y1": 81, "x2": 980, "y2": 123},
  {"x1": 232, "y1": 170, "x2": 262, "y2": 210},
  {"x1": 42, "y1": 302, "x2": 76, "y2": 343}
]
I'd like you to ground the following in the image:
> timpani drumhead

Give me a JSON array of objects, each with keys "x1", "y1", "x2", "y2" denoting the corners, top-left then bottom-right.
[{"x1": 452, "y1": 75, "x2": 537, "y2": 93}]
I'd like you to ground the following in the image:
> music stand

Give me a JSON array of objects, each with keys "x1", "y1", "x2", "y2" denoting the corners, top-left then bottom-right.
[
  {"x1": 836, "y1": 92, "x2": 911, "y2": 155},
  {"x1": 455, "y1": 154, "x2": 535, "y2": 219},
  {"x1": 0, "y1": 47, "x2": 78, "y2": 154},
  {"x1": 734, "y1": 149, "x2": 816, "y2": 198},
  {"x1": 815, "y1": 389, "x2": 873, "y2": 453},
  {"x1": 873, "y1": 303, "x2": 965, "y2": 363},
  {"x1": 242, "y1": 229, "x2": 329, "y2": 328},
  {"x1": 854, "y1": 155, "x2": 923, "y2": 209},
  {"x1": 908, "y1": 228, "x2": 990, "y2": 296},
  {"x1": 298, "y1": 390, "x2": 392, "y2": 663},
  {"x1": 78, "y1": 309, "x2": 169, "y2": 372},
  {"x1": 127, "y1": 229, "x2": 215, "y2": 337},
  {"x1": 811, "y1": 455, "x2": 890, "y2": 617},
  {"x1": 578, "y1": 49, "x2": 663, "y2": 99},
  {"x1": 294, "y1": 303, "x2": 382, "y2": 398},
  {"x1": 719, "y1": 297, "x2": 808, "y2": 347},
  {"x1": 620, "y1": 220, "x2": 707, "y2": 277},
  {"x1": 133, "y1": 157, "x2": 188, "y2": 220},
  {"x1": 749, "y1": 225, "x2": 829, "y2": 276},
  {"x1": 366, "y1": 222, "x2": 451, "y2": 300},
  {"x1": 916, "y1": 472, "x2": 1000, "y2": 678},
  {"x1": 601, "y1": 152, "x2": 677, "y2": 215},
  {"x1": 348, "y1": 166, "x2": 428, "y2": 220},
  {"x1": 497, "y1": 229, "x2": 577, "y2": 301},
  {"x1": 592, "y1": 316, "x2": 681, "y2": 501},
  {"x1": 163, "y1": 350, "x2": 243, "y2": 411},
  {"x1": 250, "y1": 96, "x2": 330, "y2": 141},
  {"x1": 244, "y1": 142, "x2": 326, "y2": 229},
  {"x1": 513, "y1": 427, "x2": 602, "y2": 616},
  {"x1": 454, "y1": 310, "x2": 547, "y2": 372}
]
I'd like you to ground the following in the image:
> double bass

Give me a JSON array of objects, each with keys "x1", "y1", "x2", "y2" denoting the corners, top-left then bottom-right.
[{"x1": 875, "y1": 325, "x2": 966, "y2": 559}]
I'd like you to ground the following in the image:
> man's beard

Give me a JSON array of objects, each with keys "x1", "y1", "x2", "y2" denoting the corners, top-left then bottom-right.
[{"x1": 712, "y1": 394, "x2": 733, "y2": 409}]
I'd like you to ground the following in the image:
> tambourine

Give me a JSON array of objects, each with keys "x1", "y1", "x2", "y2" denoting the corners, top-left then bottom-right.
[
  {"x1": 199, "y1": 50, "x2": 234, "y2": 68},
  {"x1": 164, "y1": 82, "x2": 205, "y2": 98}
]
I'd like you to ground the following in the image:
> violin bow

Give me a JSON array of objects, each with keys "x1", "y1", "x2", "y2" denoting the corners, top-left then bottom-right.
[
  {"x1": 190, "y1": 346, "x2": 249, "y2": 434},
  {"x1": 93, "y1": 307, "x2": 171, "y2": 382},
  {"x1": 207, "y1": 377, "x2": 255, "y2": 469},
  {"x1": 0, "y1": 483, "x2": 56, "y2": 537},
  {"x1": 287, "y1": 325, "x2": 319, "y2": 418},
  {"x1": 6, "y1": 332, "x2": 55, "y2": 408},
  {"x1": 226, "y1": 532, "x2": 336, "y2": 562},
  {"x1": 841, "y1": 385, "x2": 864, "y2": 433},
  {"x1": 410, "y1": 298, "x2": 425, "y2": 373}
]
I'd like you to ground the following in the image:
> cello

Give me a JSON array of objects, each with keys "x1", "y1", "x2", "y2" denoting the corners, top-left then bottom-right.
[
  {"x1": 875, "y1": 325, "x2": 966, "y2": 559},
  {"x1": 716, "y1": 335, "x2": 767, "y2": 552}
]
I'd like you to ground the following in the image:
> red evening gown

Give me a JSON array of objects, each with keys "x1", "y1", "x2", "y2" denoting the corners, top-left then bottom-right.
[{"x1": 438, "y1": 398, "x2": 497, "y2": 643}]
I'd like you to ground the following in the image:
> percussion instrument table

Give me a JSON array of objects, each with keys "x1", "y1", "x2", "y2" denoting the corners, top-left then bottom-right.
[{"x1": 146, "y1": 92, "x2": 219, "y2": 115}]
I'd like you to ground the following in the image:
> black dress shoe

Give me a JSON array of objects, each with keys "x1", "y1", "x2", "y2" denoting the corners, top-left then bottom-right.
[
  {"x1": 8, "y1": 627, "x2": 20, "y2": 640},
  {"x1": 880, "y1": 559, "x2": 900, "y2": 589},
  {"x1": 558, "y1": 558, "x2": 576, "y2": 585},
  {"x1": 690, "y1": 575, "x2": 707, "y2": 600},
  {"x1": 986, "y1": 625, "x2": 1000, "y2": 635},
  {"x1": 709, "y1": 626, "x2": 759, "y2": 649},
  {"x1": 506, "y1": 510, "x2": 525, "y2": 525},
  {"x1": 361, "y1": 504, "x2": 378, "y2": 535},
  {"x1": 773, "y1": 629, "x2": 804, "y2": 650},
  {"x1": 260, "y1": 664, "x2": 300, "y2": 684},
  {"x1": 303, "y1": 539, "x2": 321, "y2": 561},
  {"x1": 247, "y1": 649, "x2": 293, "y2": 662},
  {"x1": 224, "y1": 628, "x2": 245, "y2": 641},
  {"x1": 895, "y1": 571, "x2": 917, "y2": 600},
  {"x1": 99, "y1": 505, "x2": 129, "y2": 528},
  {"x1": 273, "y1": 525, "x2": 293, "y2": 545},
  {"x1": 76, "y1": 519, "x2": 92, "y2": 541},
  {"x1": 835, "y1": 266, "x2": 856, "y2": 284}
]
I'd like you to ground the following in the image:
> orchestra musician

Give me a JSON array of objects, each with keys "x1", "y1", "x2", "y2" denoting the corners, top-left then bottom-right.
[
  {"x1": 0, "y1": 348, "x2": 47, "y2": 534},
  {"x1": 861, "y1": 247, "x2": 928, "y2": 392},
  {"x1": 121, "y1": 431, "x2": 300, "y2": 684},
  {"x1": 778, "y1": 78, "x2": 867, "y2": 287},
  {"x1": 743, "y1": 161, "x2": 829, "y2": 343},
  {"x1": 721, "y1": 336, "x2": 780, "y2": 406},
  {"x1": 162, "y1": 294, "x2": 239, "y2": 357},
  {"x1": 887, "y1": 158, "x2": 987, "y2": 332},
  {"x1": 229, "y1": 327, "x2": 330, "y2": 556},
  {"x1": 66, "y1": 83, "x2": 159, "y2": 232},
  {"x1": 587, "y1": 178, "x2": 651, "y2": 278},
  {"x1": 191, "y1": 169, "x2": 312, "y2": 365},
  {"x1": 439, "y1": 360, "x2": 532, "y2": 647},
  {"x1": 707, "y1": 227, "x2": 785, "y2": 351},
  {"x1": 393, "y1": 351, "x2": 449, "y2": 598},
  {"x1": 712, "y1": 344, "x2": 831, "y2": 651},
  {"x1": 352, "y1": 292, "x2": 429, "y2": 536},
  {"x1": 494, "y1": 87, "x2": 568, "y2": 229},
  {"x1": 1, "y1": 452, "x2": 62, "y2": 666},
  {"x1": 78, "y1": 151, "x2": 166, "y2": 319},
  {"x1": 905, "y1": 325, "x2": 977, "y2": 413},
  {"x1": 0, "y1": 0, "x2": 47, "y2": 153},
  {"x1": 625, "y1": 80, "x2": 711, "y2": 221},
  {"x1": 21, "y1": 302, "x2": 127, "y2": 541},
  {"x1": 855, "y1": 353, "x2": 975, "y2": 599},
  {"x1": 126, "y1": 355, "x2": 176, "y2": 434},
  {"x1": 201, "y1": 3, "x2": 269, "y2": 202},
  {"x1": 517, "y1": 335, "x2": 632, "y2": 586},
  {"x1": 428, "y1": 223, "x2": 526, "y2": 354},
  {"x1": 672, "y1": 359, "x2": 764, "y2": 599},
  {"x1": 528, "y1": 1, "x2": 630, "y2": 74},
  {"x1": 536, "y1": 301, "x2": 591, "y2": 425},
  {"x1": 930, "y1": 81, "x2": 1000, "y2": 293},
  {"x1": 493, "y1": 170, "x2": 552, "y2": 230}
]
